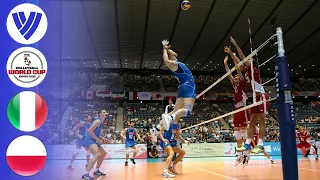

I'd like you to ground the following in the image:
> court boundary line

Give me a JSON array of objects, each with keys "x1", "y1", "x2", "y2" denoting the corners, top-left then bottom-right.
[
  {"x1": 180, "y1": 162, "x2": 237, "y2": 180},
  {"x1": 272, "y1": 164, "x2": 320, "y2": 172}
]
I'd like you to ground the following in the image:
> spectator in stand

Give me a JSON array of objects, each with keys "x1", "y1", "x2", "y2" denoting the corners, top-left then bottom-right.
[{"x1": 149, "y1": 146, "x2": 159, "y2": 158}]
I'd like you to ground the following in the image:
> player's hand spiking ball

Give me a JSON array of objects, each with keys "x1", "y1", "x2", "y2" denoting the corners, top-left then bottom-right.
[{"x1": 162, "y1": 39, "x2": 171, "y2": 49}]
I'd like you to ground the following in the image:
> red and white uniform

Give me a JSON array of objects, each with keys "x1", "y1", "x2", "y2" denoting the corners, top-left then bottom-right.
[
  {"x1": 250, "y1": 127, "x2": 259, "y2": 148},
  {"x1": 233, "y1": 79, "x2": 249, "y2": 128},
  {"x1": 296, "y1": 131, "x2": 312, "y2": 150},
  {"x1": 244, "y1": 64, "x2": 269, "y2": 114}
]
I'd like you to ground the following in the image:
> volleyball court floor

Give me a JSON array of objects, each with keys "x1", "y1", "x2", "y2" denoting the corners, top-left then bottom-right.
[{"x1": 40, "y1": 156, "x2": 320, "y2": 180}]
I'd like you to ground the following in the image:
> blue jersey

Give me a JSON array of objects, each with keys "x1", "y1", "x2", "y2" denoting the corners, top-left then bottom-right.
[
  {"x1": 170, "y1": 61, "x2": 194, "y2": 85},
  {"x1": 163, "y1": 122, "x2": 180, "y2": 143},
  {"x1": 125, "y1": 128, "x2": 137, "y2": 148},
  {"x1": 126, "y1": 128, "x2": 136, "y2": 143},
  {"x1": 79, "y1": 122, "x2": 91, "y2": 136},
  {"x1": 86, "y1": 120, "x2": 103, "y2": 141}
]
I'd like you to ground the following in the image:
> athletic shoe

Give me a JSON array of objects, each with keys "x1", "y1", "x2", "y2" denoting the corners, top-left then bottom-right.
[
  {"x1": 81, "y1": 173, "x2": 93, "y2": 180},
  {"x1": 169, "y1": 166, "x2": 177, "y2": 175},
  {"x1": 162, "y1": 171, "x2": 175, "y2": 178},
  {"x1": 93, "y1": 170, "x2": 106, "y2": 176},
  {"x1": 161, "y1": 114, "x2": 172, "y2": 131},
  {"x1": 316, "y1": 157, "x2": 319, "y2": 161},
  {"x1": 237, "y1": 144, "x2": 251, "y2": 152},
  {"x1": 270, "y1": 160, "x2": 276, "y2": 164},
  {"x1": 234, "y1": 155, "x2": 244, "y2": 166},
  {"x1": 125, "y1": 161, "x2": 128, "y2": 166},
  {"x1": 131, "y1": 158, "x2": 136, "y2": 164},
  {"x1": 67, "y1": 165, "x2": 73, "y2": 170},
  {"x1": 251, "y1": 145, "x2": 264, "y2": 154}
]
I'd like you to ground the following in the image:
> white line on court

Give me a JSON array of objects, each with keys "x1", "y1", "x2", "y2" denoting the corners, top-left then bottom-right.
[
  {"x1": 181, "y1": 163, "x2": 237, "y2": 180},
  {"x1": 97, "y1": 164, "x2": 113, "y2": 180},
  {"x1": 270, "y1": 164, "x2": 320, "y2": 172}
]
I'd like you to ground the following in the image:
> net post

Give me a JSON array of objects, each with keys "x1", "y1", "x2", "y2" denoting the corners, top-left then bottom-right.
[{"x1": 275, "y1": 27, "x2": 298, "y2": 180}]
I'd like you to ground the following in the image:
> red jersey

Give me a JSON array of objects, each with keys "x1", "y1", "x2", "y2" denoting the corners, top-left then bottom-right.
[
  {"x1": 233, "y1": 79, "x2": 247, "y2": 107},
  {"x1": 296, "y1": 131, "x2": 310, "y2": 143},
  {"x1": 244, "y1": 65, "x2": 262, "y2": 90}
]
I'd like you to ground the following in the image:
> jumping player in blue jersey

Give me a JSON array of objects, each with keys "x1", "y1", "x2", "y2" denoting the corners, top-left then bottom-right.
[
  {"x1": 160, "y1": 39, "x2": 196, "y2": 131},
  {"x1": 120, "y1": 120, "x2": 144, "y2": 166},
  {"x1": 81, "y1": 110, "x2": 109, "y2": 180},
  {"x1": 159, "y1": 118, "x2": 189, "y2": 178},
  {"x1": 67, "y1": 115, "x2": 92, "y2": 170}
]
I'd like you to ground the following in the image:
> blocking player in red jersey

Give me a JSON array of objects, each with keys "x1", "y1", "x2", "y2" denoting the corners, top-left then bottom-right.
[
  {"x1": 244, "y1": 125, "x2": 275, "y2": 166},
  {"x1": 224, "y1": 55, "x2": 249, "y2": 166},
  {"x1": 227, "y1": 37, "x2": 270, "y2": 154},
  {"x1": 296, "y1": 126, "x2": 318, "y2": 160}
]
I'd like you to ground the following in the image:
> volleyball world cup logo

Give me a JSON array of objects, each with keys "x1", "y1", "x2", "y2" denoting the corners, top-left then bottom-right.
[{"x1": 181, "y1": 0, "x2": 191, "y2": 11}]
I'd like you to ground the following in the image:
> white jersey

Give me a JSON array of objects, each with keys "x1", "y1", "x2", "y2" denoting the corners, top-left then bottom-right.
[{"x1": 150, "y1": 128, "x2": 158, "y2": 143}]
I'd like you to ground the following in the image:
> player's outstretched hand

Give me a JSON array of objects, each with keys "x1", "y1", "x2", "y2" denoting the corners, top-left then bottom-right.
[{"x1": 162, "y1": 39, "x2": 171, "y2": 49}]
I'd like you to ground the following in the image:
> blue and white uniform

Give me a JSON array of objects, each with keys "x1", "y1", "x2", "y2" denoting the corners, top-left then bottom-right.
[
  {"x1": 86, "y1": 119, "x2": 103, "y2": 147},
  {"x1": 170, "y1": 61, "x2": 196, "y2": 99},
  {"x1": 160, "y1": 122, "x2": 181, "y2": 149},
  {"x1": 125, "y1": 128, "x2": 137, "y2": 148},
  {"x1": 76, "y1": 121, "x2": 91, "y2": 147}
]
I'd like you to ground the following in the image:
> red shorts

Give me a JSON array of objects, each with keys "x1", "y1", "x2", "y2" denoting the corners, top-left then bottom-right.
[
  {"x1": 233, "y1": 108, "x2": 249, "y2": 128},
  {"x1": 251, "y1": 93, "x2": 270, "y2": 114},
  {"x1": 296, "y1": 142, "x2": 312, "y2": 149}
]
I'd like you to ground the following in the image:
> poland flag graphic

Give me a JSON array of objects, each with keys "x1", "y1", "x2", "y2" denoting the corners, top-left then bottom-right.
[{"x1": 6, "y1": 135, "x2": 47, "y2": 176}]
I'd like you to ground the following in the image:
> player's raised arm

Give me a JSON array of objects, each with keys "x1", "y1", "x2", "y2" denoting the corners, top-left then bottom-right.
[
  {"x1": 162, "y1": 39, "x2": 178, "y2": 70},
  {"x1": 230, "y1": 36, "x2": 245, "y2": 60},
  {"x1": 224, "y1": 56, "x2": 234, "y2": 84}
]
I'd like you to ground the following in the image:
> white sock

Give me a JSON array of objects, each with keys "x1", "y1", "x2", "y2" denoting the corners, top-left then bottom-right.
[
  {"x1": 258, "y1": 139, "x2": 264, "y2": 146},
  {"x1": 95, "y1": 167, "x2": 99, "y2": 171},
  {"x1": 245, "y1": 139, "x2": 251, "y2": 144},
  {"x1": 171, "y1": 113, "x2": 176, "y2": 120}
]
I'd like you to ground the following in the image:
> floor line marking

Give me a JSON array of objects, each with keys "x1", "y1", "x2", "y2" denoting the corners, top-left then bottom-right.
[{"x1": 180, "y1": 163, "x2": 237, "y2": 180}]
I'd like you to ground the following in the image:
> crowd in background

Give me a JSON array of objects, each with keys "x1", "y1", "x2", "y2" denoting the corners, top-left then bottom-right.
[
  {"x1": 37, "y1": 70, "x2": 320, "y2": 145},
  {"x1": 48, "y1": 71, "x2": 320, "y2": 93}
]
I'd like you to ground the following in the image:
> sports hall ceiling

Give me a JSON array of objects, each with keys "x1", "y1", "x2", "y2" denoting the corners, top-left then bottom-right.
[{"x1": 42, "y1": 0, "x2": 320, "y2": 76}]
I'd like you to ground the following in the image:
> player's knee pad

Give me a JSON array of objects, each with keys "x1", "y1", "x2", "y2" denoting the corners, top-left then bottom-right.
[
  {"x1": 126, "y1": 148, "x2": 131, "y2": 153},
  {"x1": 86, "y1": 150, "x2": 91, "y2": 156},
  {"x1": 184, "y1": 104, "x2": 193, "y2": 117},
  {"x1": 234, "y1": 131, "x2": 242, "y2": 140},
  {"x1": 240, "y1": 129, "x2": 248, "y2": 139}
]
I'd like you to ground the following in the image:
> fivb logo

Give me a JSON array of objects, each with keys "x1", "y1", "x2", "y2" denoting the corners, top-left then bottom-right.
[{"x1": 7, "y1": 3, "x2": 48, "y2": 45}]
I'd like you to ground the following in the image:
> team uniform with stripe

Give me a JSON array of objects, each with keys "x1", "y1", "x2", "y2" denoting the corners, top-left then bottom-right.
[
  {"x1": 233, "y1": 79, "x2": 249, "y2": 127},
  {"x1": 244, "y1": 64, "x2": 270, "y2": 114},
  {"x1": 125, "y1": 128, "x2": 137, "y2": 148},
  {"x1": 170, "y1": 61, "x2": 196, "y2": 100},
  {"x1": 85, "y1": 120, "x2": 103, "y2": 147},
  {"x1": 160, "y1": 122, "x2": 180, "y2": 149},
  {"x1": 76, "y1": 122, "x2": 91, "y2": 148},
  {"x1": 296, "y1": 131, "x2": 312, "y2": 149}
]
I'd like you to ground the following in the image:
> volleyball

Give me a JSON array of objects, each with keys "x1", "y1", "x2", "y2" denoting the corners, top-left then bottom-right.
[{"x1": 181, "y1": 0, "x2": 191, "y2": 11}]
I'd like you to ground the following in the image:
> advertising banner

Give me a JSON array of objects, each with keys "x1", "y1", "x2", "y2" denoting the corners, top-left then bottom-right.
[{"x1": 46, "y1": 144, "x2": 147, "y2": 160}]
